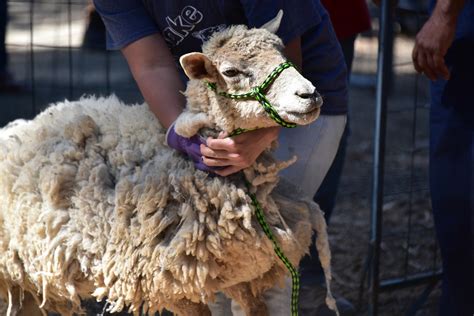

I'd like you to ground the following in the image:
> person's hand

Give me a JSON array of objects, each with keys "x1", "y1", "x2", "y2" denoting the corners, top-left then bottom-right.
[
  {"x1": 200, "y1": 126, "x2": 280, "y2": 177},
  {"x1": 166, "y1": 124, "x2": 217, "y2": 173},
  {"x1": 412, "y1": 11, "x2": 457, "y2": 81}
]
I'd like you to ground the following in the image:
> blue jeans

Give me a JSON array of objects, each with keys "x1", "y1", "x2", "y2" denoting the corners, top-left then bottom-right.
[
  {"x1": 430, "y1": 38, "x2": 474, "y2": 316},
  {"x1": 299, "y1": 35, "x2": 355, "y2": 287}
]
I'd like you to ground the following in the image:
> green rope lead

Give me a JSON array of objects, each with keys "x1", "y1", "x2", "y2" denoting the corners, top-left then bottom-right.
[
  {"x1": 246, "y1": 182, "x2": 300, "y2": 316},
  {"x1": 228, "y1": 127, "x2": 250, "y2": 137},
  {"x1": 207, "y1": 61, "x2": 301, "y2": 315}
]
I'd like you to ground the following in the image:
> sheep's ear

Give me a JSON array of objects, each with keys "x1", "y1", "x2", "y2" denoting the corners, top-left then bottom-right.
[
  {"x1": 261, "y1": 10, "x2": 283, "y2": 34},
  {"x1": 179, "y1": 52, "x2": 217, "y2": 81}
]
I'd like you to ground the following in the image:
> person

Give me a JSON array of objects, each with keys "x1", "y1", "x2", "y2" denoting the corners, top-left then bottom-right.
[
  {"x1": 0, "y1": 0, "x2": 24, "y2": 93},
  {"x1": 93, "y1": 1, "x2": 349, "y2": 315},
  {"x1": 297, "y1": 1, "x2": 371, "y2": 315},
  {"x1": 412, "y1": 0, "x2": 473, "y2": 315}
]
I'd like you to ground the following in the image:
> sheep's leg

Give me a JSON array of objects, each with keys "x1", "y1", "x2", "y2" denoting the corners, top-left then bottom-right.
[
  {"x1": 4, "y1": 287, "x2": 43, "y2": 316},
  {"x1": 17, "y1": 292, "x2": 42, "y2": 316},
  {"x1": 169, "y1": 299, "x2": 211, "y2": 316},
  {"x1": 223, "y1": 283, "x2": 268, "y2": 316}
]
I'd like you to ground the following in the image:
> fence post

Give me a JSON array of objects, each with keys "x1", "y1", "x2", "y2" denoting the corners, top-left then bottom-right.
[{"x1": 368, "y1": 0, "x2": 394, "y2": 315}]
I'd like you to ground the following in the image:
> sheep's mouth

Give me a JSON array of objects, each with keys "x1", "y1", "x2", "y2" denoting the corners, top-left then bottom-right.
[
  {"x1": 280, "y1": 106, "x2": 321, "y2": 125},
  {"x1": 285, "y1": 106, "x2": 321, "y2": 116}
]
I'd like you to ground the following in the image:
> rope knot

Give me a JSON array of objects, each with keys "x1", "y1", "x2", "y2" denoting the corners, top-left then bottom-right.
[{"x1": 251, "y1": 86, "x2": 262, "y2": 95}]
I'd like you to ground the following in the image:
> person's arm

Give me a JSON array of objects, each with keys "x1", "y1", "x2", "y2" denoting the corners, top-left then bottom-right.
[
  {"x1": 122, "y1": 34, "x2": 184, "y2": 129},
  {"x1": 93, "y1": 0, "x2": 184, "y2": 128},
  {"x1": 412, "y1": 0, "x2": 465, "y2": 80},
  {"x1": 201, "y1": 37, "x2": 302, "y2": 177}
]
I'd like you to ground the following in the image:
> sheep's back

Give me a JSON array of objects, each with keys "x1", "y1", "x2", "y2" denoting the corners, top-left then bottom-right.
[{"x1": 0, "y1": 96, "x2": 170, "y2": 313}]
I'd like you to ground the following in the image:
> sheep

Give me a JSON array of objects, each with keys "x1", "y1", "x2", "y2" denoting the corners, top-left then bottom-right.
[{"x1": 0, "y1": 12, "x2": 337, "y2": 316}]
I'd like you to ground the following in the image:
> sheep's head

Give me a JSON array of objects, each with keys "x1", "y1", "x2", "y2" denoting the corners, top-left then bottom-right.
[{"x1": 179, "y1": 11, "x2": 322, "y2": 134}]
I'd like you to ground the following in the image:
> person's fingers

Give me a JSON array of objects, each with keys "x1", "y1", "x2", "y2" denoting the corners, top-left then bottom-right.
[
  {"x1": 200, "y1": 144, "x2": 235, "y2": 159},
  {"x1": 206, "y1": 137, "x2": 238, "y2": 151},
  {"x1": 416, "y1": 49, "x2": 427, "y2": 73},
  {"x1": 412, "y1": 44, "x2": 422, "y2": 73},
  {"x1": 202, "y1": 156, "x2": 232, "y2": 167},
  {"x1": 214, "y1": 165, "x2": 243, "y2": 177},
  {"x1": 413, "y1": 44, "x2": 436, "y2": 80},
  {"x1": 194, "y1": 160, "x2": 220, "y2": 173},
  {"x1": 202, "y1": 152, "x2": 251, "y2": 167},
  {"x1": 425, "y1": 53, "x2": 439, "y2": 81},
  {"x1": 418, "y1": 51, "x2": 437, "y2": 80},
  {"x1": 218, "y1": 131, "x2": 228, "y2": 139},
  {"x1": 426, "y1": 53, "x2": 439, "y2": 80},
  {"x1": 416, "y1": 48, "x2": 449, "y2": 81},
  {"x1": 433, "y1": 53, "x2": 450, "y2": 80}
]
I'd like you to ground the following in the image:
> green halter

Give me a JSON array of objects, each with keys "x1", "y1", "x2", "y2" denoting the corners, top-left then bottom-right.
[
  {"x1": 246, "y1": 180, "x2": 301, "y2": 316},
  {"x1": 206, "y1": 61, "x2": 298, "y2": 135},
  {"x1": 206, "y1": 61, "x2": 301, "y2": 316}
]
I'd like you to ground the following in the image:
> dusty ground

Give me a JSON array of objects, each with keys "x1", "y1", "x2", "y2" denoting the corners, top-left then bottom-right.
[{"x1": 0, "y1": 2, "x2": 441, "y2": 315}]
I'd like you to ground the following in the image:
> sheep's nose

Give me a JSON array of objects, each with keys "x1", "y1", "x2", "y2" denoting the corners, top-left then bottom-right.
[
  {"x1": 313, "y1": 93, "x2": 323, "y2": 108},
  {"x1": 296, "y1": 91, "x2": 314, "y2": 99},
  {"x1": 296, "y1": 90, "x2": 323, "y2": 108}
]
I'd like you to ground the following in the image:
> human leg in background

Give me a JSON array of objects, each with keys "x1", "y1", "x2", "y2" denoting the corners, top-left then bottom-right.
[
  {"x1": 299, "y1": 126, "x2": 351, "y2": 316},
  {"x1": 429, "y1": 38, "x2": 474, "y2": 316},
  {"x1": 300, "y1": 35, "x2": 354, "y2": 280},
  {"x1": 297, "y1": 35, "x2": 357, "y2": 316},
  {"x1": 314, "y1": 34, "x2": 355, "y2": 225},
  {"x1": 298, "y1": 120, "x2": 348, "y2": 281}
]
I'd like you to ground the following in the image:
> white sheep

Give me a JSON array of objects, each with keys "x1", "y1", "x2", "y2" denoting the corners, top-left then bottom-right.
[{"x1": 0, "y1": 13, "x2": 337, "y2": 316}]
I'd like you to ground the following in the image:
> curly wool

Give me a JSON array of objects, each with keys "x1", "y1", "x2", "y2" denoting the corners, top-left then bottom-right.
[{"x1": 0, "y1": 95, "x2": 334, "y2": 315}]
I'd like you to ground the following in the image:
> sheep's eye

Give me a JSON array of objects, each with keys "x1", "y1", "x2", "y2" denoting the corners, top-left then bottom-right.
[{"x1": 222, "y1": 68, "x2": 240, "y2": 77}]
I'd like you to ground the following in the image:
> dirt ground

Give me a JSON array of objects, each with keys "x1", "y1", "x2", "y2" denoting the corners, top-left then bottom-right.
[{"x1": 0, "y1": 2, "x2": 441, "y2": 315}]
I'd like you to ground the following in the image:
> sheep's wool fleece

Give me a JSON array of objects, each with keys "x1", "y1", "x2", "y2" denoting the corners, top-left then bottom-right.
[{"x1": 0, "y1": 96, "x2": 325, "y2": 315}]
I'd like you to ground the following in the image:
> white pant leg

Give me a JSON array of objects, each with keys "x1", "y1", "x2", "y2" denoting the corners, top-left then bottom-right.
[
  {"x1": 275, "y1": 114, "x2": 347, "y2": 198},
  {"x1": 210, "y1": 115, "x2": 346, "y2": 316}
]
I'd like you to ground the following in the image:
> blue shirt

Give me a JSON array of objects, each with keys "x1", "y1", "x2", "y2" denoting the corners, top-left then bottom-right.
[
  {"x1": 430, "y1": 0, "x2": 474, "y2": 39},
  {"x1": 429, "y1": 0, "x2": 474, "y2": 119},
  {"x1": 93, "y1": 0, "x2": 348, "y2": 115},
  {"x1": 455, "y1": 0, "x2": 474, "y2": 39}
]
